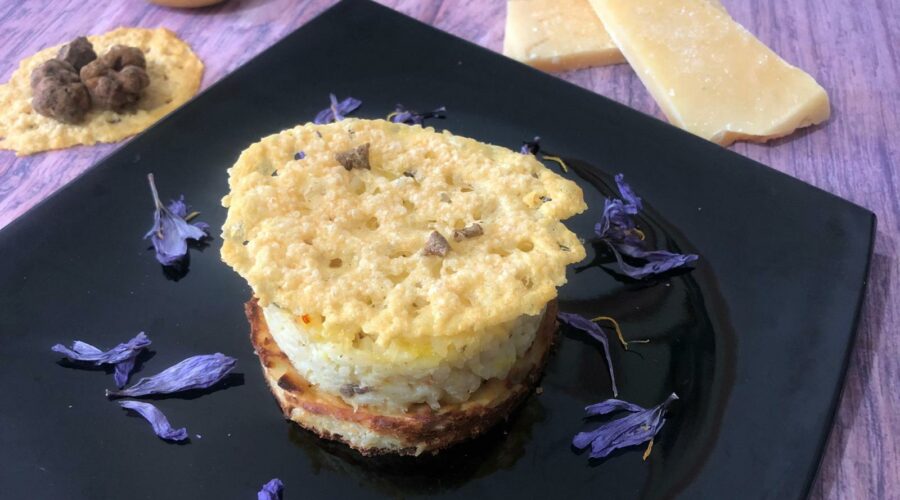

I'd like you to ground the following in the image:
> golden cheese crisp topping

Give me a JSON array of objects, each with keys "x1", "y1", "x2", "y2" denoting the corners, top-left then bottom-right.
[
  {"x1": 0, "y1": 27, "x2": 203, "y2": 155},
  {"x1": 221, "y1": 119, "x2": 586, "y2": 347}
]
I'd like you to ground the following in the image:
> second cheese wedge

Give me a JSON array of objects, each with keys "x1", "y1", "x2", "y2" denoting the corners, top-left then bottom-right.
[
  {"x1": 504, "y1": 0, "x2": 625, "y2": 72},
  {"x1": 588, "y1": 0, "x2": 830, "y2": 145}
]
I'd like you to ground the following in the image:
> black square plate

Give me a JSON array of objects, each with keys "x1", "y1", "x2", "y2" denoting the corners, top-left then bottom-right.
[{"x1": 0, "y1": 1, "x2": 875, "y2": 498}]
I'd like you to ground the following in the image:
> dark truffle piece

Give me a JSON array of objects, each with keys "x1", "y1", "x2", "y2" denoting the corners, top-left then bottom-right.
[
  {"x1": 423, "y1": 231, "x2": 450, "y2": 257},
  {"x1": 335, "y1": 143, "x2": 371, "y2": 171},
  {"x1": 30, "y1": 59, "x2": 80, "y2": 89},
  {"x1": 102, "y1": 45, "x2": 146, "y2": 70},
  {"x1": 31, "y1": 78, "x2": 92, "y2": 124},
  {"x1": 29, "y1": 59, "x2": 90, "y2": 123},
  {"x1": 56, "y1": 36, "x2": 97, "y2": 71},
  {"x1": 453, "y1": 223, "x2": 483, "y2": 242},
  {"x1": 80, "y1": 45, "x2": 150, "y2": 111}
]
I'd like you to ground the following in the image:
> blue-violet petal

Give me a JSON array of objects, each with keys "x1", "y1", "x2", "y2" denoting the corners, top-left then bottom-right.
[
  {"x1": 313, "y1": 93, "x2": 361, "y2": 124},
  {"x1": 118, "y1": 400, "x2": 188, "y2": 442},
  {"x1": 257, "y1": 478, "x2": 285, "y2": 500},
  {"x1": 52, "y1": 332, "x2": 150, "y2": 388},
  {"x1": 558, "y1": 312, "x2": 618, "y2": 397},
  {"x1": 573, "y1": 393, "x2": 678, "y2": 459},
  {"x1": 594, "y1": 174, "x2": 698, "y2": 279},
  {"x1": 144, "y1": 174, "x2": 209, "y2": 266},
  {"x1": 107, "y1": 353, "x2": 237, "y2": 398}
]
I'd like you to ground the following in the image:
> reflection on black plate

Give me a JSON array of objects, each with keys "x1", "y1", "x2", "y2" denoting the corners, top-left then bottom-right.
[{"x1": 0, "y1": 1, "x2": 873, "y2": 499}]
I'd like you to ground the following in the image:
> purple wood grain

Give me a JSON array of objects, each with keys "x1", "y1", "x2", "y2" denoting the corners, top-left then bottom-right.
[{"x1": 0, "y1": 1, "x2": 897, "y2": 498}]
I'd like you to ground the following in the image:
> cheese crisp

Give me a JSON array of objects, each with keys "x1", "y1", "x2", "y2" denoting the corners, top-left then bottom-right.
[
  {"x1": 221, "y1": 120, "x2": 586, "y2": 355},
  {"x1": 0, "y1": 27, "x2": 203, "y2": 155}
]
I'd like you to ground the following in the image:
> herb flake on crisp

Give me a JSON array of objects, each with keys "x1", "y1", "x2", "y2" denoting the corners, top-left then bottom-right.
[
  {"x1": 118, "y1": 400, "x2": 188, "y2": 442},
  {"x1": 422, "y1": 231, "x2": 450, "y2": 257},
  {"x1": 107, "y1": 353, "x2": 237, "y2": 398},
  {"x1": 144, "y1": 173, "x2": 210, "y2": 267},
  {"x1": 452, "y1": 223, "x2": 483, "y2": 242},
  {"x1": 335, "y1": 143, "x2": 370, "y2": 171},
  {"x1": 314, "y1": 93, "x2": 361, "y2": 124},
  {"x1": 573, "y1": 393, "x2": 678, "y2": 460}
]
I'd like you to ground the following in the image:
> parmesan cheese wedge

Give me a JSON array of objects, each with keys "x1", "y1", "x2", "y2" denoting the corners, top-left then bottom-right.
[
  {"x1": 503, "y1": 0, "x2": 724, "y2": 73},
  {"x1": 587, "y1": 0, "x2": 830, "y2": 145},
  {"x1": 503, "y1": 0, "x2": 625, "y2": 71}
]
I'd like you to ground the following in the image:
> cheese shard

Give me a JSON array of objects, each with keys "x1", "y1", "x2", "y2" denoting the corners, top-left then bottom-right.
[
  {"x1": 503, "y1": 0, "x2": 625, "y2": 71},
  {"x1": 587, "y1": 0, "x2": 830, "y2": 145}
]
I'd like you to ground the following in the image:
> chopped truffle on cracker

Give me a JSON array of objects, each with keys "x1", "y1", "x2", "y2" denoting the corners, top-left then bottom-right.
[{"x1": 0, "y1": 27, "x2": 203, "y2": 155}]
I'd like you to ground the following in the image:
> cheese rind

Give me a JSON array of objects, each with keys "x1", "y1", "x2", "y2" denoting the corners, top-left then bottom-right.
[
  {"x1": 503, "y1": 0, "x2": 625, "y2": 72},
  {"x1": 588, "y1": 0, "x2": 830, "y2": 145}
]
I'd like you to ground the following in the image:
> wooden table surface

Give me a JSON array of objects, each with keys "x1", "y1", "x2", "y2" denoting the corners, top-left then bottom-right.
[{"x1": 1, "y1": 0, "x2": 897, "y2": 498}]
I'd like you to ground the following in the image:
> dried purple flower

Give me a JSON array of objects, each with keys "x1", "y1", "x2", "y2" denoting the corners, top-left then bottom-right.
[
  {"x1": 51, "y1": 332, "x2": 151, "y2": 388},
  {"x1": 314, "y1": 93, "x2": 361, "y2": 124},
  {"x1": 595, "y1": 174, "x2": 698, "y2": 279},
  {"x1": 144, "y1": 174, "x2": 209, "y2": 267},
  {"x1": 389, "y1": 104, "x2": 446, "y2": 125},
  {"x1": 118, "y1": 400, "x2": 188, "y2": 442},
  {"x1": 294, "y1": 151, "x2": 306, "y2": 160},
  {"x1": 607, "y1": 244, "x2": 700, "y2": 280},
  {"x1": 520, "y1": 136, "x2": 541, "y2": 155},
  {"x1": 106, "y1": 353, "x2": 237, "y2": 398},
  {"x1": 613, "y1": 173, "x2": 642, "y2": 209},
  {"x1": 573, "y1": 393, "x2": 678, "y2": 460},
  {"x1": 258, "y1": 478, "x2": 284, "y2": 500},
  {"x1": 558, "y1": 312, "x2": 618, "y2": 397},
  {"x1": 114, "y1": 357, "x2": 138, "y2": 389}
]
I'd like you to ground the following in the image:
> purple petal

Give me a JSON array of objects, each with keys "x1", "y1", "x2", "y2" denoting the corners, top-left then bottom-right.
[
  {"x1": 594, "y1": 173, "x2": 698, "y2": 279},
  {"x1": 586, "y1": 412, "x2": 664, "y2": 459},
  {"x1": 144, "y1": 174, "x2": 209, "y2": 267},
  {"x1": 614, "y1": 174, "x2": 642, "y2": 212},
  {"x1": 51, "y1": 340, "x2": 103, "y2": 360},
  {"x1": 107, "y1": 353, "x2": 237, "y2": 398},
  {"x1": 166, "y1": 196, "x2": 188, "y2": 218},
  {"x1": 118, "y1": 400, "x2": 188, "y2": 442},
  {"x1": 584, "y1": 398, "x2": 645, "y2": 417},
  {"x1": 52, "y1": 332, "x2": 150, "y2": 366},
  {"x1": 313, "y1": 93, "x2": 361, "y2": 124},
  {"x1": 573, "y1": 393, "x2": 678, "y2": 459},
  {"x1": 605, "y1": 242, "x2": 699, "y2": 280},
  {"x1": 114, "y1": 358, "x2": 136, "y2": 389},
  {"x1": 557, "y1": 312, "x2": 618, "y2": 397},
  {"x1": 257, "y1": 478, "x2": 284, "y2": 500},
  {"x1": 389, "y1": 105, "x2": 446, "y2": 125},
  {"x1": 520, "y1": 136, "x2": 541, "y2": 155}
]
